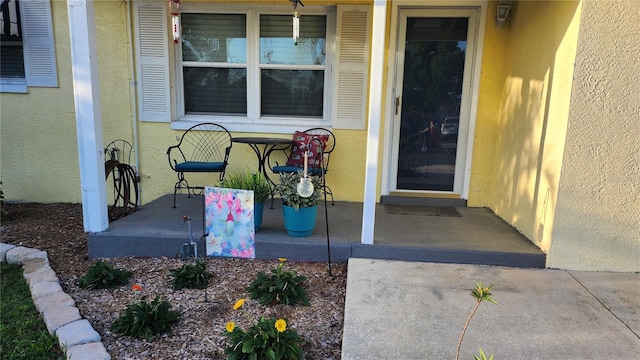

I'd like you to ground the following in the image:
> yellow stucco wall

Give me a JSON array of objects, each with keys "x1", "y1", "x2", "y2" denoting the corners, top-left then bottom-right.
[
  {"x1": 479, "y1": 1, "x2": 581, "y2": 256},
  {"x1": 1, "y1": 1, "x2": 78, "y2": 203},
  {"x1": 131, "y1": 126, "x2": 369, "y2": 205},
  {"x1": 548, "y1": 0, "x2": 640, "y2": 272},
  {"x1": 0, "y1": 1, "x2": 142, "y2": 204},
  {"x1": 0, "y1": 0, "x2": 371, "y2": 205},
  {"x1": 466, "y1": 1, "x2": 510, "y2": 206}
]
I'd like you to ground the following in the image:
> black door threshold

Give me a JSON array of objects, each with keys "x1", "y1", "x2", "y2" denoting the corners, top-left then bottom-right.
[{"x1": 380, "y1": 195, "x2": 467, "y2": 207}]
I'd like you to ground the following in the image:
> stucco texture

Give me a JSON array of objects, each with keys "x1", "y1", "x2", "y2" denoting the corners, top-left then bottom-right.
[
  {"x1": 1, "y1": 1, "x2": 78, "y2": 203},
  {"x1": 467, "y1": 1, "x2": 510, "y2": 207},
  {"x1": 479, "y1": 1, "x2": 581, "y2": 256},
  {"x1": 134, "y1": 125, "x2": 367, "y2": 204},
  {"x1": 549, "y1": 0, "x2": 640, "y2": 272},
  {"x1": 0, "y1": 0, "x2": 369, "y2": 205}
]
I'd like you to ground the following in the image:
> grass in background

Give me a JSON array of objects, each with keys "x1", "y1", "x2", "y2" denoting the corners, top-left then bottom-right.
[{"x1": 0, "y1": 262, "x2": 64, "y2": 360}]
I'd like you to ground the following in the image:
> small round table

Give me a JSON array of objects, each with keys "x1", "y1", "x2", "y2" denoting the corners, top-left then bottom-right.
[{"x1": 231, "y1": 137, "x2": 292, "y2": 186}]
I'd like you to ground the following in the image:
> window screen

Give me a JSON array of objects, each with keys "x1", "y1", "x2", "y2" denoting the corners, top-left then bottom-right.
[{"x1": 180, "y1": 11, "x2": 327, "y2": 119}]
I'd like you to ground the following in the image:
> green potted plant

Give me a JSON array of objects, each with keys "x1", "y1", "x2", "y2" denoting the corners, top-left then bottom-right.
[
  {"x1": 221, "y1": 169, "x2": 271, "y2": 231},
  {"x1": 275, "y1": 171, "x2": 322, "y2": 237}
]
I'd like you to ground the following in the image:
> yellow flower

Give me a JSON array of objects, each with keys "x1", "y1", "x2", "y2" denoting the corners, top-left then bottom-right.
[
  {"x1": 233, "y1": 298, "x2": 245, "y2": 310},
  {"x1": 226, "y1": 321, "x2": 235, "y2": 332},
  {"x1": 278, "y1": 258, "x2": 287, "y2": 263},
  {"x1": 275, "y1": 319, "x2": 287, "y2": 333}
]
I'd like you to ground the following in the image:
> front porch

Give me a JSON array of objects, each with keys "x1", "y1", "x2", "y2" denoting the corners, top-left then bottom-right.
[{"x1": 88, "y1": 194, "x2": 545, "y2": 268}]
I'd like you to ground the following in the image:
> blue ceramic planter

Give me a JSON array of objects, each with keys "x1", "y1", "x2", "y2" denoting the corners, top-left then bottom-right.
[
  {"x1": 282, "y1": 204, "x2": 318, "y2": 237},
  {"x1": 254, "y1": 202, "x2": 264, "y2": 231}
]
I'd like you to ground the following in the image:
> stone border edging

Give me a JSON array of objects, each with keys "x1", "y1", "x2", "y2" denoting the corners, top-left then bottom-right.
[{"x1": 0, "y1": 242, "x2": 110, "y2": 360}]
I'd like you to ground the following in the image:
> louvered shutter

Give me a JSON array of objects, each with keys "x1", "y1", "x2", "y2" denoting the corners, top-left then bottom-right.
[
  {"x1": 134, "y1": 1, "x2": 171, "y2": 122},
  {"x1": 332, "y1": 5, "x2": 371, "y2": 130},
  {"x1": 20, "y1": 0, "x2": 57, "y2": 87}
]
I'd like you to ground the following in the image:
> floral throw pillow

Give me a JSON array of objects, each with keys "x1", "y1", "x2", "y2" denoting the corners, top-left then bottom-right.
[{"x1": 286, "y1": 131, "x2": 329, "y2": 168}]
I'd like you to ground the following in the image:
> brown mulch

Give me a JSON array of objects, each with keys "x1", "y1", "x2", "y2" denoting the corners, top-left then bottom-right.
[{"x1": 0, "y1": 203, "x2": 347, "y2": 359}]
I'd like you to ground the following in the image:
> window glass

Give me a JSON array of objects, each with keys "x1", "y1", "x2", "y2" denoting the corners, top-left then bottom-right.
[
  {"x1": 261, "y1": 69, "x2": 324, "y2": 117},
  {"x1": 181, "y1": 13, "x2": 247, "y2": 63},
  {"x1": 0, "y1": 0, "x2": 25, "y2": 78},
  {"x1": 184, "y1": 67, "x2": 247, "y2": 114},
  {"x1": 260, "y1": 15, "x2": 326, "y2": 65},
  {"x1": 179, "y1": 10, "x2": 327, "y2": 119}
]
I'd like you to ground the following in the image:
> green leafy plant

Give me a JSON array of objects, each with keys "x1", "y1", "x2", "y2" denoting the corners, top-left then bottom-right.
[
  {"x1": 221, "y1": 169, "x2": 272, "y2": 203},
  {"x1": 110, "y1": 296, "x2": 180, "y2": 340},
  {"x1": 456, "y1": 281, "x2": 497, "y2": 360},
  {"x1": 223, "y1": 298, "x2": 303, "y2": 360},
  {"x1": 275, "y1": 171, "x2": 322, "y2": 210},
  {"x1": 474, "y1": 348, "x2": 495, "y2": 360},
  {"x1": 169, "y1": 259, "x2": 214, "y2": 290},
  {"x1": 247, "y1": 258, "x2": 310, "y2": 306},
  {"x1": 77, "y1": 260, "x2": 132, "y2": 289}
]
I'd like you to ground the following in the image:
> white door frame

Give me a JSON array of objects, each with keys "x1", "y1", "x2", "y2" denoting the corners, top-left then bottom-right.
[{"x1": 381, "y1": 0, "x2": 487, "y2": 199}]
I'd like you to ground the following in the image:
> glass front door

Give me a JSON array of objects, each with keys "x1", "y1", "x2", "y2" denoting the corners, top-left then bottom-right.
[{"x1": 392, "y1": 9, "x2": 477, "y2": 193}]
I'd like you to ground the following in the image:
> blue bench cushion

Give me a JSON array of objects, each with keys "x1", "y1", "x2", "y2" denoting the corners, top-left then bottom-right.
[
  {"x1": 272, "y1": 165, "x2": 325, "y2": 175},
  {"x1": 175, "y1": 161, "x2": 225, "y2": 172}
]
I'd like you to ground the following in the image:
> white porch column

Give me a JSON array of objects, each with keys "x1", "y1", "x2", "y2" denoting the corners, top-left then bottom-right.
[
  {"x1": 360, "y1": 0, "x2": 387, "y2": 245},
  {"x1": 67, "y1": 0, "x2": 108, "y2": 232}
]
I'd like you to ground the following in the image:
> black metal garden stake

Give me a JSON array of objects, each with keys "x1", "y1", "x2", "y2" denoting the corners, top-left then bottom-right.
[{"x1": 310, "y1": 138, "x2": 332, "y2": 277}]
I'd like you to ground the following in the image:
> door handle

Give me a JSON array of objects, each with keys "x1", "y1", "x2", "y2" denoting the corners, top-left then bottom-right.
[{"x1": 395, "y1": 96, "x2": 400, "y2": 115}]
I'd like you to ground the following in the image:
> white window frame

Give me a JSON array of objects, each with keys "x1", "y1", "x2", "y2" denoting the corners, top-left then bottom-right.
[
  {"x1": 0, "y1": 0, "x2": 57, "y2": 93},
  {"x1": 173, "y1": 4, "x2": 335, "y2": 133}
]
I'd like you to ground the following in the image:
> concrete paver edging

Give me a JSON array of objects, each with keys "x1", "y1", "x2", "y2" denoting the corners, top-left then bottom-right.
[{"x1": 0, "y1": 242, "x2": 110, "y2": 360}]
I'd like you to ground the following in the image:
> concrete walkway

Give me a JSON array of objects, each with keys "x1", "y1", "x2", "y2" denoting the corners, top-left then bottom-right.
[{"x1": 342, "y1": 258, "x2": 640, "y2": 359}]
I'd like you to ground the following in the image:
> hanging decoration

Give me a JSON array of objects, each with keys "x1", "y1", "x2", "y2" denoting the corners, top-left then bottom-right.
[
  {"x1": 169, "y1": 0, "x2": 181, "y2": 44},
  {"x1": 296, "y1": 150, "x2": 314, "y2": 197},
  {"x1": 289, "y1": 0, "x2": 304, "y2": 45},
  {"x1": 290, "y1": 0, "x2": 304, "y2": 10},
  {"x1": 292, "y1": 10, "x2": 300, "y2": 45}
]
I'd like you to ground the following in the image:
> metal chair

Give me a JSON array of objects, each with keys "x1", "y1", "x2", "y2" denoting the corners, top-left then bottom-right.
[
  {"x1": 268, "y1": 127, "x2": 336, "y2": 205},
  {"x1": 167, "y1": 123, "x2": 232, "y2": 208}
]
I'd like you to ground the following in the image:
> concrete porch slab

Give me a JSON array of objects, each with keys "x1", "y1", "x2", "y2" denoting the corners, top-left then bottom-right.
[{"x1": 88, "y1": 194, "x2": 545, "y2": 268}]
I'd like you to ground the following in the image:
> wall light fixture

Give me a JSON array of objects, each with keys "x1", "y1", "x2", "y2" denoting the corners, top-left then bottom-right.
[{"x1": 496, "y1": 2, "x2": 511, "y2": 28}]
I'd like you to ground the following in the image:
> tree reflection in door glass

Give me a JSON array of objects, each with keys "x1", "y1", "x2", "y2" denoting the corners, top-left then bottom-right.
[{"x1": 397, "y1": 17, "x2": 467, "y2": 191}]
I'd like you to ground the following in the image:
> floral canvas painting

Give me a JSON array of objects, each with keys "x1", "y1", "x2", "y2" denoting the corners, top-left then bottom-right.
[{"x1": 204, "y1": 187, "x2": 255, "y2": 259}]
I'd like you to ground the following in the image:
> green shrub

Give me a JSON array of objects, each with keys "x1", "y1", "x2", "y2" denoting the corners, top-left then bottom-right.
[
  {"x1": 169, "y1": 259, "x2": 214, "y2": 290},
  {"x1": 224, "y1": 299, "x2": 303, "y2": 360},
  {"x1": 247, "y1": 258, "x2": 309, "y2": 306},
  {"x1": 110, "y1": 296, "x2": 180, "y2": 340},
  {"x1": 77, "y1": 260, "x2": 132, "y2": 289}
]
